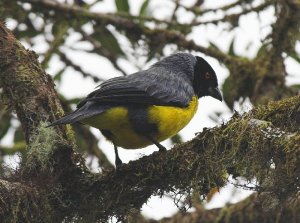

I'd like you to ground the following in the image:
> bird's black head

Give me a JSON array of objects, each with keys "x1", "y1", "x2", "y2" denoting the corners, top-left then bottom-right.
[{"x1": 193, "y1": 56, "x2": 222, "y2": 101}]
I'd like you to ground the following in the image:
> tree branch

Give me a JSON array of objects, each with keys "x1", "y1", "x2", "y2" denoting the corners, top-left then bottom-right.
[
  {"x1": 190, "y1": 0, "x2": 273, "y2": 26},
  {"x1": 133, "y1": 193, "x2": 300, "y2": 223},
  {"x1": 23, "y1": 0, "x2": 232, "y2": 63},
  {"x1": 0, "y1": 21, "x2": 70, "y2": 144},
  {"x1": 0, "y1": 179, "x2": 42, "y2": 222}
]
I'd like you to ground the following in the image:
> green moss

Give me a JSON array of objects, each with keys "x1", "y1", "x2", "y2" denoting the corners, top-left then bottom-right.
[
  {"x1": 255, "y1": 95, "x2": 300, "y2": 131},
  {"x1": 23, "y1": 122, "x2": 66, "y2": 174},
  {"x1": 65, "y1": 124, "x2": 76, "y2": 143},
  {"x1": 10, "y1": 122, "x2": 81, "y2": 222}
]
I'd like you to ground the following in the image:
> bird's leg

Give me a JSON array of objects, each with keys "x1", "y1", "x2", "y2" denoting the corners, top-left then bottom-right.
[
  {"x1": 101, "y1": 130, "x2": 122, "y2": 169},
  {"x1": 146, "y1": 135, "x2": 167, "y2": 152},
  {"x1": 113, "y1": 142, "x2": 122, "y2": 169}
]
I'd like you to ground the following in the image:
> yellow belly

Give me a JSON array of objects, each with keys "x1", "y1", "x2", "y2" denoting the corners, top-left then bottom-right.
[
  {"x1": 83, "y1": 96, "x2": 198, "y2": 149},
  {"x1": 148, "y1": 96, "x2": 198, "y2": 142}
]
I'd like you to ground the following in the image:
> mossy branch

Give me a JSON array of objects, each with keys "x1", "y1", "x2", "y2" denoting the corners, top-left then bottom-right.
[
  {"x1": 0, "y1": 179, "x2": 42, "y2": 223},
  {"x1": 76, "y1": 96, "x2": 300, "y2": 221},
  {"x1": 0, "y1": 21, "x2": 71, "y2": 144},
  {"x1": 133, "y1": 193, "x2": 300, "y2": 223},
  {"x1": 0, "y1": 95, "x2": 299, "y2": 222}
]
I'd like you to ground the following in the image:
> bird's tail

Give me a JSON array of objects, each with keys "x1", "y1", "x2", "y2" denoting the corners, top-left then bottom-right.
[
  {"x1": 48, "y1": 102, "x2": 108, "y2": 127},
  {"x1": 48, "y1": 110, "x2": 84, "y2": 127}
]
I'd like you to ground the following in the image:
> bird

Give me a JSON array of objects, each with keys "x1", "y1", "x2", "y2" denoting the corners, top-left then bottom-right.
[{"x1": 49, "y1": 53, "x2": 222, "y2": 168}]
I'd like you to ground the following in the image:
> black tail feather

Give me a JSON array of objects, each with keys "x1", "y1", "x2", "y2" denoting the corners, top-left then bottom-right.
[
  {"x1": 48, "y1": 102, "x2": 109, "y2": 127},
  {"x1": 47, "y1": 110, "x2": 83, "y2": 127}
]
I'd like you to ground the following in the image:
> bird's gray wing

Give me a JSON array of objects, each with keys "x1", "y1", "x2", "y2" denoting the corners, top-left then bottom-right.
[
  {"x1": 77, "y1": 68, "x2": 195, "y2": 109},
  {"x1": 49, "y1": 68, "x2": 195, "y2": 126}
]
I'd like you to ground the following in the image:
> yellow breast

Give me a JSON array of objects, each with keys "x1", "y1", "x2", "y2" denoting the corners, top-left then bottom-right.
[
  {"x1": 148, "y1": 96, "x2": 198, "y2": 142},
  {"x1": 83, "y1": 96, "x2": 198, "y2": 149}
]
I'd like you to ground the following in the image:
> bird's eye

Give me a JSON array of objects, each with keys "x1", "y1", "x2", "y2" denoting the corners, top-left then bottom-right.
[{"x1": 205, "y1": 72, "x2": 211, "y2": 79}]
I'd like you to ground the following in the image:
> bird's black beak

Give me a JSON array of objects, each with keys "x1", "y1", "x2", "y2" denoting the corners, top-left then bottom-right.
[{"x1": 208, "y1": 87, "x2": 223, "y2": 101}]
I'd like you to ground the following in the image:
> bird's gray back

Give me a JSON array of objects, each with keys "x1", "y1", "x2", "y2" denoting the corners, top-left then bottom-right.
[
  {"x1": 78, "y1": 52, "x2": 197, "y2": 108},
  {"x1": 130, "y1": 53, "x2": 196, "y2": 106}
]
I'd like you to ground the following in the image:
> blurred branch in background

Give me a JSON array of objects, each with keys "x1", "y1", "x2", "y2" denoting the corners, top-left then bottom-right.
[{"x1": 57, "y1": 51, "x2": 105, "y2": 82}]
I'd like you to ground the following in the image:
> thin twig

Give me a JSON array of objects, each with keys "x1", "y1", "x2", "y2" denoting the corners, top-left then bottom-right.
[{"x1": 57, "y1": 51, "x2": 104, "y2": 82}]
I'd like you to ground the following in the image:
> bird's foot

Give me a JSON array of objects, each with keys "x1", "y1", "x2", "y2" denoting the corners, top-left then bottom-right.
[
  {"x1": 115, "y1": 157, "x2": 123, "y2": 170},
  {"x1": 158, "y1": 144, "x2": 167, "y2": 152}
]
